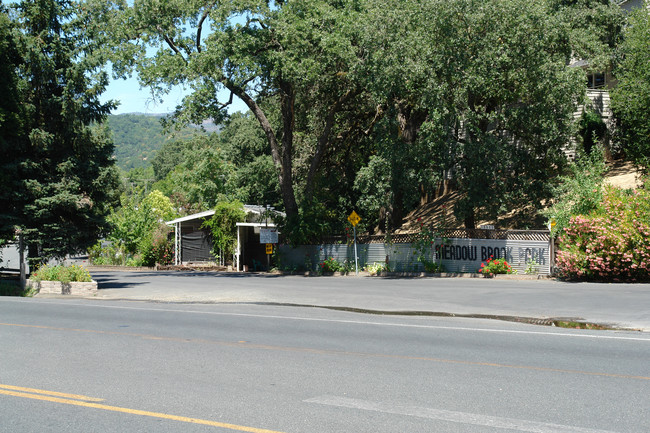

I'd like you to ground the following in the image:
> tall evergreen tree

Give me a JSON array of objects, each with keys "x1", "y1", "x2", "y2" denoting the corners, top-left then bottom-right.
[
  {"x1": 7, "y1": 0, "x2": 119, "y2": 263},
  {"x1": 0, "y1": 5, "x2": 24, "y2": 242}
]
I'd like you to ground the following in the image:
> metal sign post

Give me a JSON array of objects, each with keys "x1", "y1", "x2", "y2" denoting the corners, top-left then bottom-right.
[
  {"x1": 265, "y1": 243, "x2": 273, "y2": 272},
  {"x1": 548, "y1": 219, "x2": 557, "y2": 275},
  {"x1": 347, "y1": 211, "x2": 361, "y2": 276},
  {"x1": 18, "y1": 230, "x2": 26, "y2": 289},
  {"x1": 353, "y1": 225, "x2": 358, "y2": 275}
]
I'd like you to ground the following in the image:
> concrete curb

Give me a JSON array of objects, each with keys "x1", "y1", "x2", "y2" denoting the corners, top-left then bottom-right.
[
  {"x1": 85, "y1": 266, "x2": 553, "y2": 280},
  {"x1": 271, "y1": 270, "x2": 551, "y2": 280}
]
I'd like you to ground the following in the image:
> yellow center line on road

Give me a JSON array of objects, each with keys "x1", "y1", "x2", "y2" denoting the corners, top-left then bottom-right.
[
  {"x1": 3, "y1": 321, "x2": 650, "y2": 382},
  {"x1": 0, "y1": 383, "x2": 104, "y2": 402},
  {"x1": 0, "y1": 388, "x2": 287, "y2": 433},
  {"x1": 0, "y1": 384, "x2": 104, "y2": 402}
]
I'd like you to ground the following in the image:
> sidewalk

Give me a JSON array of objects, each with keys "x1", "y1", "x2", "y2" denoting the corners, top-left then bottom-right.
[{"x1": 82, "y1": 270, "x2": 650, "y2": 332}]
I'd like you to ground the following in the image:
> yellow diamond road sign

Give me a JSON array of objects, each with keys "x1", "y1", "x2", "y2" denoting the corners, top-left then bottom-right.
[{"x1": 348, "y1": 211, "x2": 361, "y2": 227}]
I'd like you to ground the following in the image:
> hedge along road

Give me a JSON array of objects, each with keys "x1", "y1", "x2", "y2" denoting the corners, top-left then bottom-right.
[{"x1": 78, "y1": 270, "x2": 650, "y2": 331}]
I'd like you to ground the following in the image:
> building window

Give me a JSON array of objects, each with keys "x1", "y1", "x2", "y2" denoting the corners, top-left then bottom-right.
[{"x1": 587, "y1": 72, "x2": 606, "y2": 89}]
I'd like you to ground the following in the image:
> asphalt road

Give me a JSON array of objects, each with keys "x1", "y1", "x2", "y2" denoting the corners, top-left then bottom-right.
[
  {"x1": 2, "y1": 297, "x2": 649, "y2": 432},
  {"x1": 89, "y1": 271, "x2": 650, "y2": 331}
]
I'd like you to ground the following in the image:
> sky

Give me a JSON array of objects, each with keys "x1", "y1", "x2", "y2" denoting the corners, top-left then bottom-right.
[
  {"x1": 100, "y1": 76, "x2": 248, "y2": 116},
  {"x1": 99, "y1": 77, "x2": 183, "y2": 115}
]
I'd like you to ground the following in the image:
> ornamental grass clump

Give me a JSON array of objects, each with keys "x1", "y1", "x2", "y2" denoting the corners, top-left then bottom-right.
[
  {"x1": 31, "y1": 264, "x2": 92, "y2": 284},
  {"x1": 479, "y1": 257, "x2": 515, "y2": 276},
  {"x1": 556, "y1": 184, "x2": 650, "y2": 282}
]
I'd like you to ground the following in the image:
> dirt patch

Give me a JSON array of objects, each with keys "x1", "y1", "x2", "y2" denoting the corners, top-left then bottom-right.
[
  {"x1": 397, "y1": 191, "x2": 461, "y2": 233},
  {"x1": 604, "y1": 159, "x2": 643, "y2": 190},
  {"x1": 395, "y1": 158, "x2": 643, "y2": 232}
]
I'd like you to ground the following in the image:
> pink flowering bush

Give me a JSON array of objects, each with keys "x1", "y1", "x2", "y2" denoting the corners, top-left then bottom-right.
[{"x1": 556, "y1": 184, "x2": 650, "y2": 281}]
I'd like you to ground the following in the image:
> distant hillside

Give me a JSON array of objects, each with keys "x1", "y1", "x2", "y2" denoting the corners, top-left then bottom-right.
[{"x1": 108, "y1": 114, "x2": 214, "y2": 171}]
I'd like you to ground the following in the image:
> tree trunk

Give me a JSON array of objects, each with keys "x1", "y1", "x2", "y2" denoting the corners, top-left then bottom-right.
[
  {"x1": 419, "y1": 184, "x2": 429, "y2": 206},
  {"x1": 391, "y1": 188, "x2": 404, "y2": 231},
  {"x1": 223, "y1": 79, "x2": 299, "y2": 220},
  {"x1": 391, "y1": 103, "x2": 428, "y2": 229},
  {"x1": 27, "y1": 242, "x2": 41, "y2": 269},
  {"x1": 464, "y1": 211, "x2": 476, "y2": 229},
  {"x1": 279, "y1": 81, "x2": 299, "y2": 219},
  {"x1": 304, "y1": 89, "x2": 360, "y2": 202}
]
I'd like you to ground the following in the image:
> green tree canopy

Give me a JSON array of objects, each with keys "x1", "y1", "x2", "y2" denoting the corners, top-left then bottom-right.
[
  {"x1": 357, "y1": 0, "x2": 585, "y2": 229},
  {"x1": 611, "y1": 2, "x2": 650, "y2": 169},
  {"x1": 546, "y1": 0, "x2": 624, "y2": 70},
  {"x1": 108, "y1": 189, "x2": 177, "y2": 255},
  {"x1": 151, "y1": 139, "x2": 192, "y2": 182},
  {"x1": 154, "y1": 134, "x2": 233, "y2": 211},
  {"x1": 85, "y1": 0, "x2": 623, "y2": 237}
]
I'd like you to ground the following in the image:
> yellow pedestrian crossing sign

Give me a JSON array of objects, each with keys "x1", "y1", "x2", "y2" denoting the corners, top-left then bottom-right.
[
  {"x1": 347, "y1": 211, "x2": 361, "y2": 275},
  {"x1": 348, "y1": 211, "x2": 361, "y2": 227}
]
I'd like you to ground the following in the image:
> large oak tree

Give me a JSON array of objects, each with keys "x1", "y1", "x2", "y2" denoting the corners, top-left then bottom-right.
[
  {"x1": 90, "y1": 0, "x2": 369, "y2": 235},
  {"x1": 357, "y1": 0, "x2": 586, "y2": 229}
]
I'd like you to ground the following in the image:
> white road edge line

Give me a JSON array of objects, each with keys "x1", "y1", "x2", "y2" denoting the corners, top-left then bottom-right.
[
  {"x1": 2, "y1": 298, "x2": 649, "y2": 342},
  {"x1": 304, "y1": 395, "x2": 620, "y2": 433}
]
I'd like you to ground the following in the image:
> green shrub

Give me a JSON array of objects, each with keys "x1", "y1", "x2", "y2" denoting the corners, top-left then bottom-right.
[
  {"x1": 151, "y1": 225, "x2": 174, "y2": 266},
  {"x1": 31, "y1": 264, "x2": 92, "y2": 283},
  {"x1": 202, "y1": 200, "x2": 246, "y2": 261},
  {"x1": 422, "y1": 260, "x2": 445, "y2": 273},
  {"x1": 543, "y1": 148, "x2": 606, "y2": 237},
  {"x1": 366, "y1": 262, "x2": 390, "y2": 275},
  {"x1": 319, "y1": 257, "x2": 342, "y2": 273},
  {"x1": 126, "y1": 257, "x2": 143, "y2": 267},
  {"x1": 88, "y1": 241, "x2": 128, "y2": 266},
  {"x1": 90, "y1": 223, "x2": 173, "y2": 268},
  {"x1": 524, "y1": 260, "x2": 539, "y2": 275},
  {"x1": 578, "y1": 109, "x2": 607, "y2": 154},
  {"x1": 413, "y1": 220, "x2": 447, "y2": 273},
  {"x1": 340, "y1": 259, "x2": 357, "y2": 274}
]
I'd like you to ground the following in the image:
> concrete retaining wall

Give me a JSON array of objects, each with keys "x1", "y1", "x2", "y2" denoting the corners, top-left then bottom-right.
[{"x1": 30, "y1": 279, "x2": 97, "y2": 296}]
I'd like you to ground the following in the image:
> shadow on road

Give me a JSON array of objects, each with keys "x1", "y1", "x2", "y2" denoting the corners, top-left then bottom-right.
[
  {"x1": 92, "y1": 270, "x2": 288, "y2": 279},
  {"x1": 90, "y1": 270, "x2": 288, "y2": 290},
  {"x1": 93, "y1": 276, "x2": 148, "y2": 290}
]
